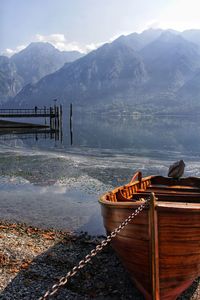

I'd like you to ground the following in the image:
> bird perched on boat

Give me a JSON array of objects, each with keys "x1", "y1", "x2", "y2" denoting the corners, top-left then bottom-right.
[{"x1": 168, "y1": 160, "x2": 185, "y2": 179}]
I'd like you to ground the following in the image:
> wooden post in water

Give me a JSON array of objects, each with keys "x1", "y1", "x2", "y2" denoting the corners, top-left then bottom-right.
[
  {"x1": 59, "y1": 105, "x2": 63, "y2": 142},
  {"x1": 44, "y1": 106, "x2": 47, "y2": 125},
  {"x1": 50, "y1": 106, "x2": 53, "y2": 130},
  {"x1": 57, "y1": 106, "x2": 59, "y2": 129},
  {"x1": 70, "y1": 103, "x2": 73, "y2": 145},
  {"x1": 149, "y1": 193, "x2": 160, "y2": 300},
  {"x1": 59, "y1": 105, "x2": 62, "y2": 123},
  {"x1": 53, "y1": 105, "x2": 56, "y2": 130},
  {"x1": 56, "y1": 105, "x2": 60, "y2": 140}
]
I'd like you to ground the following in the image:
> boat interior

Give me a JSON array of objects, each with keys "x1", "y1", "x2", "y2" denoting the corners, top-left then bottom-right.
[{"x1": 106, "y1": 172, "x2": 200, "y2": 203}]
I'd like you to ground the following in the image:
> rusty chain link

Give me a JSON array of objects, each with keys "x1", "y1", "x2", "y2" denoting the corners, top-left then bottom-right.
[{"x1": 39, "y1": 198, "x2": 149, "y2": 300}]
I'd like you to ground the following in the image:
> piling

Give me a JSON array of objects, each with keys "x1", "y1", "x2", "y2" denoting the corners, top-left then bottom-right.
[
  {"x1": 59, "y1": 105, "x2": 63, "y2": 142},
  {"x1": 70, "y1": 103, "x2": 73, "y2": 145}
]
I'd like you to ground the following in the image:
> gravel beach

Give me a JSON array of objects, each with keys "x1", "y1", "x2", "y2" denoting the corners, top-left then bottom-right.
[{"x1": 0, "y1": 221, "x2": 199, "y2": 300}]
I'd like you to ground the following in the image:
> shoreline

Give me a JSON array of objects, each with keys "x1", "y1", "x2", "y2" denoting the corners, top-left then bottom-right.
[{"x1": 0, "y1": 220, "x2": 199, "y2": 299}]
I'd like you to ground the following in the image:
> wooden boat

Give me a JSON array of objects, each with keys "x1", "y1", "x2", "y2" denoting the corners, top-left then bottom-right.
[{"x1": 99, "y1": 172, "x2": 200, "y2": 300}]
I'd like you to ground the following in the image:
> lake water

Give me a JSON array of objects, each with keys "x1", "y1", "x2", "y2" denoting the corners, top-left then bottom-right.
[{"x1": 1, "y1": 111, "x2": 200, "y2": 234}]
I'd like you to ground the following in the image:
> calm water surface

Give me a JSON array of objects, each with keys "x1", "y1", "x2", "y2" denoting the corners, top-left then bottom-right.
[{"x1": 1, "y1": 112, "x2": 200, "y2": 234}]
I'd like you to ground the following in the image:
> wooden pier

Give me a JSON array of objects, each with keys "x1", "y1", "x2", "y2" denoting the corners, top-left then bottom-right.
[
  {"x1": 0, "y1": 105, "x2": 63, "y2": 142},
  {"x1": 0, "y1": 106, "x2": 62, "y2": 129}
]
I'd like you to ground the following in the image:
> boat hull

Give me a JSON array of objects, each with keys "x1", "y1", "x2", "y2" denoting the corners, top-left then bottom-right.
[{"x1": 99, "y1": 176, "x2": 200, "y2": 300}]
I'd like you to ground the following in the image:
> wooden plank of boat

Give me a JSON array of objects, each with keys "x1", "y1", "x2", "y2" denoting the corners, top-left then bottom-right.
[{"x1": 99, "y1": 172, "x2": 200, "y2": 300}]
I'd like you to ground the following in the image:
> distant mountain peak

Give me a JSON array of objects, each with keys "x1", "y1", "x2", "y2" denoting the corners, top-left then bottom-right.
[
  {"x1": 157, "y1": 30, "x2": 182, "y2": 42},
  {"x1": 141, "y1": 27, "x2": 163, "y2": 35},
  {"x1": 27, "y1": 42, "x2": 56, "y2": 50},
  {"x1": 0, "y1": 42, "x2": 84, "y2": 104},
  {"x1": 9, "y1": 42, "x2": 84, "y2": 86},
  {"x1": 27, "y1": 41, "x2": 54, "y2": 48},
  {"x1": 12, "y1": 42, "x2": 57, "y2": 58}
]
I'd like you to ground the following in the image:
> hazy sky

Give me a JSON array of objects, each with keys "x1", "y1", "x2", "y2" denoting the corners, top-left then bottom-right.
[{"x1": 1, "y1": 0, "x2": 200, "y2": 55}]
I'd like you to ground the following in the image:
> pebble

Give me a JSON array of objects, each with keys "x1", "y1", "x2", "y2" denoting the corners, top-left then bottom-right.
[{"x1": 0, "y1": 221, "x2": 199, "y2": 299}]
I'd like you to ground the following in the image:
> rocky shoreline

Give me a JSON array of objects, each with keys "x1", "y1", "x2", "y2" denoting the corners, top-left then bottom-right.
[{"x1": 0, "y1": 221, "x2": 199, "y2": 300}]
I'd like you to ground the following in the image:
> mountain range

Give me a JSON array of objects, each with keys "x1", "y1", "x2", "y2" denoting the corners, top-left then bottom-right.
[
  {"x1": 0, "y1": 42, "x2": 83, "y2": 104},
  {"x1": 3, "y1": 29, "x2": 200, "y2": 114}
]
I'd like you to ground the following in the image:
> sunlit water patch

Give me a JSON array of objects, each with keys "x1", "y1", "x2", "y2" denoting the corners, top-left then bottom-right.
[{"x1": 0, "y1": 174, "x2": 111, "y2": 234}]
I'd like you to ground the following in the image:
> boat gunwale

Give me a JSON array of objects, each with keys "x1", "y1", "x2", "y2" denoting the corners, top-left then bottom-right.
[
  {"x1": 99, "y1": 196, "x2": 200, "y2": 210},
  {"x1": 99, "y1": 175, "x2": 200, "y2": 210}
]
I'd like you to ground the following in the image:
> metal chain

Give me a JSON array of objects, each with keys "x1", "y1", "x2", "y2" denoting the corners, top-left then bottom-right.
[{"x1": 39, "y1": 198, "x2": 149, "y2": 300}]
